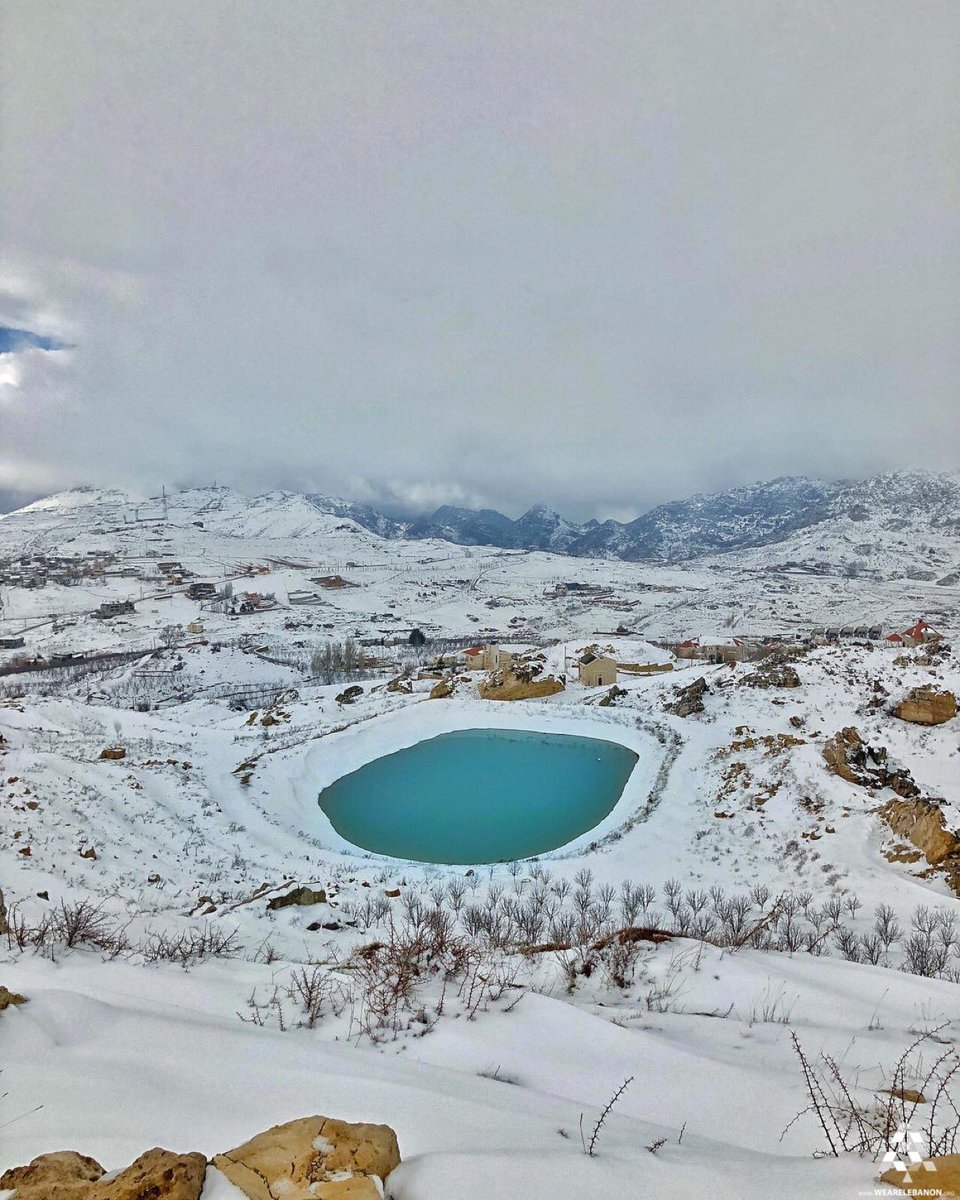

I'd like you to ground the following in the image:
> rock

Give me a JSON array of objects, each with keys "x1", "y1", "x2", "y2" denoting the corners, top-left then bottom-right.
[
  {"x1": 0, "y1": 985, "x2": 27, "y2": 1010},
  {"x1": 881, "y1": 1086, "x2": 926, "y2": 1104},
  {"x1": 0, "y1": 1150, "x2": 105, "y2": 1194},
  {"x1": 669, "y1": 676, "x2": 708, "y2": 717},
  {"x1": 386, "y1": 676, "x2": 412, "y2": 694},
  {"x1": 822, "y1": 727, "x2": 920, "y2": 797},
  {"x1": 429, "y1": 677, "x2": 455, "y2": 699},
  {"x1": 598, "y1": 685, "x2": 627, "y2": 708},
  {"x1": 0, "y1": 1148, "x2": 206, "y2": 1199},
  {"x1": 741, "y1": 659, "x2": 802, "y2": 689},
  {"x1": 99, "y1": 746, "x2": 126, "y2": 760},
  {"x1": 478, "y1": 671, "x2": 564, "y2": 701},
  {"x1": 880, "y1": 798, "x2": 960, "y2": 865},
  {"x1": 893, "y1": 687, "x2": 957, "y2": 726},
  {"x1": 98, "y1": 1149, "x2": 206, "y2": 1199},
  {"x1": 879, "y1": 1152, "x2": 960, "y2": 1195},
  {"x1": 213, "y1": 1115, "x2": 400, "y2": 1200},
  {"x1": 335, "y1": 685, "x2": 364, "y2": 706},
  {"x1": 267, "y1": 885, "x2": 327, "y2": 910}
]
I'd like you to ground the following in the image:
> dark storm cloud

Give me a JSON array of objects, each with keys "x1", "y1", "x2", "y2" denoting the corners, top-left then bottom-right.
[{"x1": 2, "y1": 0, "x2": 958, "y2": 519}]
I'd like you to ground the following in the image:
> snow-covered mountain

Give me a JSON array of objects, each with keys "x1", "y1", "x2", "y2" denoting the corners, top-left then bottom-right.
[
  {"x1": 712, "y1": 469, "x2": 960, "y2": 583},
  {"x1": 2, "y1": 469, "x2": 958, "y2": 577},
  {"x1": 306, "y1": 493, "x2": 407, "y2": 539},
  {"x1": 299, "y1": 476, "x2": 849, "y2": 559},
  {"x1": 571, "y1": 475, "x2": 843, "y2": 561}
]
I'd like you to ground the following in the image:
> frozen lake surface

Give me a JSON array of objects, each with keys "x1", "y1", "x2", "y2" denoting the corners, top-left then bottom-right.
[{"x1": 318, "y1": 727, "x2": 638, "y2": 863}]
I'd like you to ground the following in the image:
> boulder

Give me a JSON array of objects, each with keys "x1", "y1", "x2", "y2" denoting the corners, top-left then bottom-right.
[
  {"x1": 97, "y1": 1149, "x2": 206, "y2": 1200},
  {"x1": 478, "y1": 671, "x2": 564, "y2": 701},
  {"x1": 893, "y1": 688, "x2": 957, "y2": 726},
  {"x1": 99, "y1": 746, "x2": 126, "y2": 760},
  {"x1": 741, "y1": 660, "x2": 801, "y2": 689},
  {"x1": 0, "y1": 1150, "x2": 105, "y2": 1195},
  {"x1": 598, "y1": 685, "x2": 627, "y2": 708},
  {"x1": 879, "y1": 1152, "x2": 960, "y2": 1195},
  {"x1": 822, "y1": 727, "x2": 919, "y2": 797},
  {"x1": 213, "y1": 1115, "x2": 400, "y2": 1200},
  {"x1": 880, "y1": 1086, "x2": 926, "y2": 1104},
  {"x1": 267, "y1": 885, "x2": 327, "y2": 910},
  {"x1": 0, "y1": 1148, "x2": 206, "y2": 1200},
  {"x1": 429, "y1": 677, "x2": 455, "y2": 699},
  {"x1": 335, "y1": 686, "x2": 364, "y2": 706},
  {"x1": 880, "y1": 798, "x2": 960, "y2": 866},
  {"x1": 386, "y1": 676, "x2": 412, "y2": 694},
  {"x1": 0, "y1": 984, "x2": 26, "y2": 1010},
  {"x1": 669, "y1": 676, "x2": 708, "y2": 717}
]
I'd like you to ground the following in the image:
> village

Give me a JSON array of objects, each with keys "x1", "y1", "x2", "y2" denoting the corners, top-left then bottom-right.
[{"x1": 0, "y1": 517, "x2": 948, "y2": 705}]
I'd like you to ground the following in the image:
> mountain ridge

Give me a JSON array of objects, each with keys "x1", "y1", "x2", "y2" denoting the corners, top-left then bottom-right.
[{"x1": 3, "y1": 468, "x2": 959, "y2": 569}]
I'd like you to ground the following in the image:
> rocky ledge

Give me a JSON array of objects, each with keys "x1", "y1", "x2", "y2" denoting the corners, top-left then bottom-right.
[
  {"x1": 0, "y1": 1115, "x2": 400, "y2": 1200},
  {"x1": 892, "y1": 687, "x2": 957, "y2": 726}
]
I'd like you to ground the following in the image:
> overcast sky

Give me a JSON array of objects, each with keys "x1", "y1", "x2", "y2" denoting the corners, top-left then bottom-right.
[{"x1": 1, "y1": 0, "x2": 958, "y2": 520}]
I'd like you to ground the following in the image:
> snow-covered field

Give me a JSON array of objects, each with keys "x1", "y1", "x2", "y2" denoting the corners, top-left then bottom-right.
[{"x1": 1, "y1": 486, "x2": 959, "y2": 1198}]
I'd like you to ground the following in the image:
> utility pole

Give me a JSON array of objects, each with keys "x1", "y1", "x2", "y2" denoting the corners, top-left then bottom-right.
[{"x1": 161, "y1": 485, "x2": 168, "y2": 522}]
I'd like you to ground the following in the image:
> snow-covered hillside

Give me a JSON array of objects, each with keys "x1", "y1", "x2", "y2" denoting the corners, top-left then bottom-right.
[
  {"x1": 710, "y1": 470, "x2": 960, "y2": 583},
  {"x1": 1, "y1": 483, "x2": 959, "y2": 1198}
]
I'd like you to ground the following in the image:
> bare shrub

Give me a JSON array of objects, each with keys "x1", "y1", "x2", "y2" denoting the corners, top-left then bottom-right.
[
  {"x1": 581, "y1": 1076, "x2": 634, "y2": 1156},
  {"x1": 785, "y1": 1026, "x2": 960, "y2": 1160},
  {"x1": 140, "y1": 923, "x2": 241, "y2": 967}
]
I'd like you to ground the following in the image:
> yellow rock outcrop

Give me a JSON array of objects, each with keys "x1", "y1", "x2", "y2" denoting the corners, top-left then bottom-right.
[
  {"x1": 880, "y1": 798, "x2": 960, "y2": 866},
  {"x1": 213, "y1": 1115, "x2": 400, "y2": 1200},
  {"x1": 893, "y1": 687, "x2": 957, "y2": 726},
  {"x1": 478, "y1": 671, "x2": 564, "y2": 701}
]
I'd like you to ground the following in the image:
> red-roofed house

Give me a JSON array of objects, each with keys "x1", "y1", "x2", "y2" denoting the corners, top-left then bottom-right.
[
  {"x1": 463, "y1": 646, "x2": 485, "y2": 670},
  {"x1": 902, "y1": 619, "x2": 941, "y2": 647}
]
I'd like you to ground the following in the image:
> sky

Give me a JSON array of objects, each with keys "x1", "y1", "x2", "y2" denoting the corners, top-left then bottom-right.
[{"x1": 1, "y1": 0, "x2": 958, "y2": 521}]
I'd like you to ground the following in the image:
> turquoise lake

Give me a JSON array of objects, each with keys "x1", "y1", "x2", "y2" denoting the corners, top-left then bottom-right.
[{"x1": 317, "y1": 727, "x2": 638, "y2": 864}]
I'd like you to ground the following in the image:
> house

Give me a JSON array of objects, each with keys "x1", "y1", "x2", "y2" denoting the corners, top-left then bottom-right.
[
  {"x1": 671, "y1": 636, "x2": 766, "y2": 664},
  {"x1": 884, "y1": 632, "x2": 904, "y2": 646},
  {"x1": 902, "y1": 619, "x2": 942, "y2": 647},
  {"x1": 578, "y1": 652, "x2": 617, "y2": 688},
  {"x1": 0, "y1": 636, "x2": 25, "y2": 650},
  {"x1": 311, "y1": 574, "x2": 357, "y2": 590},
  {"x1": 92, "y1": 600, "x2": 136, "y2": 619},
  {"x1": 186, "y1": 582, "x2": 218, "y2": 600},
  {"x1": 483, "y1": 645, "x2": 515, "y2": 672},
  {"x1": 462, "y1": 644, "x2": 516, "y2": 671},
  {"x1": 187, "y1": 621, "x2": 204, "y2": 635}
]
